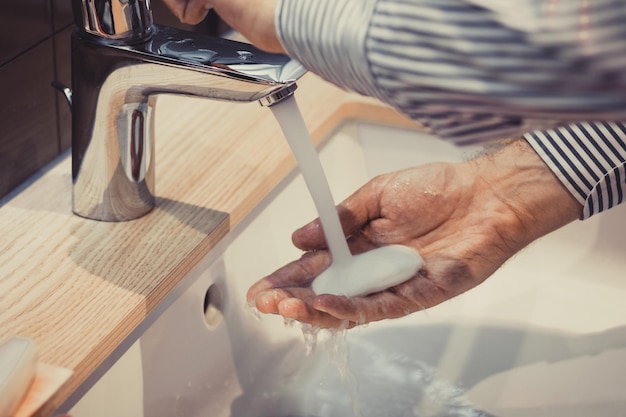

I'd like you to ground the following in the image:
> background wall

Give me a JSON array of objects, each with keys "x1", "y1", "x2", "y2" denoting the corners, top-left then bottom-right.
[{"x1": 0, "y1": 0, "x2": 222, "y2": 200}]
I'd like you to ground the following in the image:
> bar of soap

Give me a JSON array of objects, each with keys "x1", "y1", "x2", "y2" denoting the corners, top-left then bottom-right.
[
  {"x1": 312, "y1": 245, "x2": 423, "y2": 297},
  {"x1": 0, "y1": 337, "x2": 38, "y2": 417}
]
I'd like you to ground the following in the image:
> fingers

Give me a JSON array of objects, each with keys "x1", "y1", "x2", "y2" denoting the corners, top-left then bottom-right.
[
  {"x1": 277, "y1": 297, "x2": 355, "y2": 328},
  {"x1": 182, "y1": 0, "x2": 212, "y2": 24},
  {"x1": 252, "y1": 282, "x2": 423, "y2": 329},
  {"x1": 246, "y1": 250, "x2": 331, "y2": 304},
  {"x1": 161, "y1": 0, "x2": 212, "y2": 24},
  {"x1": 250, "y1": 287, "x2": 355, "y2": 328},
  {"x1": 253, "y1": 287, "x2": 311, "y2": 314},
  {"x1": 305, "y1": 263, "x2": 457, "y2": 327},
  {"x1": 248, "y1": 265, "x2": 429, "y2": 329},
  {"x1": 290, "y1": 219, "x2": 326, "y2": 251},
  {"x1": 312, "y1": 287, "x2": 421, "y2": 324},
  {"x1": 212, "y1": 0, "x2": 285, "y2": 53},
  {"x1": 292, "y1": 181, "x2": 384, "y2": 251},
  {"x1": 248, "y1": 256, "x2": 475, "y2": 329}
]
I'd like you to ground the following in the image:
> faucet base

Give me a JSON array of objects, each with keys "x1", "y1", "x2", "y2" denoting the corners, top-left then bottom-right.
[
  {"x1": 70, "y1": 23, "x2": 305, "y2": 222},
  {"x1": 72, "y1": 179, "x2": 155, "y2": 222}
]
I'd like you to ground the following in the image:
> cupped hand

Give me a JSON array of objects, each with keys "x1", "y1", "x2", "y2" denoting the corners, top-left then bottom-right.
[{"x1": 247, "y1": 140, "x2": 582, "y2": 328}]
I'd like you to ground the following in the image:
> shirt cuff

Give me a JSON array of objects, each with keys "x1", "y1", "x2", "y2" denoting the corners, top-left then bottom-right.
[{"x1": 524, "y1": 122, "x2": 626, "y2": 219}]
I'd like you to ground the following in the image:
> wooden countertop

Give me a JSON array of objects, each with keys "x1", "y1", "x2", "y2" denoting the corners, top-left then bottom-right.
[{"x1": 0, "y1": 73, "x2": 418, "y2": 416}]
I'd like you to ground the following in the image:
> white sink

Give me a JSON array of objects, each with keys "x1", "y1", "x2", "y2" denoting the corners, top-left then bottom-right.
[{"x1": 69, "y1": 121, "x2": 626, "y2": 417}]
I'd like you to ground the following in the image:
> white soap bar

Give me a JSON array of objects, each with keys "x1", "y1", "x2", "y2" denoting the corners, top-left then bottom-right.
[
  {"x1": 312, "y1": 245, "x2": 423, "y2": 297},
  {"x1": 0, "y1": 337, "x2": 38, "y2": 417}
]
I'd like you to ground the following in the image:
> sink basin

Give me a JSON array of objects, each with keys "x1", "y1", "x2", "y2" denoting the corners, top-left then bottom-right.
[{"x1": 68, "y1": 121, "x2": 626, "y2": 417}]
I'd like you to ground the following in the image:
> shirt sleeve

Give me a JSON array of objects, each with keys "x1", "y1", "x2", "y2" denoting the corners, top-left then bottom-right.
[
  {"x1": 524, "y1": 122, "x2": 626, "y2": 219},
  {"x1": 275, "y1": 0, "x2": 626, "y2": 135},
  {"x1": 275, "y1": 0, "x2": 626, "y2": 217}
]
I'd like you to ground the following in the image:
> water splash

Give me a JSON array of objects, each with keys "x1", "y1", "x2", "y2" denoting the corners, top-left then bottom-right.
[
  {"x1": 245, "y1": 300, "x2": 262, "y2": 321},
  {"x1": 299, "y1": 340, "x2": 484, "y2": 417},
  {"x1": 300, "y1": 324, "x2": 321, "y2": 356}
]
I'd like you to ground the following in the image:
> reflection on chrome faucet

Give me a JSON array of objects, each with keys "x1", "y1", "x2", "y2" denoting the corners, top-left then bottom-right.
[{"x1": 69, "y1": 0, "x2": 305, "y2": 221}]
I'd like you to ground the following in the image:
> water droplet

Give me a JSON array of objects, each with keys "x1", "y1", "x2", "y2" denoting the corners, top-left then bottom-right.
[
  {"x1": 300, "y1": 324, "x2": 320, "y2": 356},
  {"x1": 284, "y1": 317, "x2": 297, "y2": 328},
  {"x1": 246, "y1": 300, "x2": 262, "y2": 321},
  {"x1": 236, "y1": 50, "x2": 254, "y2": 61}
]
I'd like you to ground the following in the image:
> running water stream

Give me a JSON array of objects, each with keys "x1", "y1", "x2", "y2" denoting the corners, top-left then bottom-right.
[
  {"x1": 270, "y1": 96, "x2": 423, "y2": 297},
  {"x1": 246, "y1": 97, "x2": 484, "y2": 417}
]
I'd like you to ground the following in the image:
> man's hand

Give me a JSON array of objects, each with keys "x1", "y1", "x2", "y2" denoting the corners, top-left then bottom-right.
[
  {"x1": 247, "y1": 140, "x2": 582, "y2": 328},
  {"x1": 161, "y1": 0, "x2": 213, "y2": 25},
  {"x1": 160, "y1": 0, "x2": 284, "y2": 53}
]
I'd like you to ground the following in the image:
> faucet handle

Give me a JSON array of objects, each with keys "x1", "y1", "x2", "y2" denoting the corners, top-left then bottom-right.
[{"x1": 73, "y1": 0, "x2": 154, "y2": 41}]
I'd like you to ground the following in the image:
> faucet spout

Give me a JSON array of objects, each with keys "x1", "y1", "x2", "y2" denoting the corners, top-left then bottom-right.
[{"x1": 70, "y1": 2, "x2": 305, "y2": 221}]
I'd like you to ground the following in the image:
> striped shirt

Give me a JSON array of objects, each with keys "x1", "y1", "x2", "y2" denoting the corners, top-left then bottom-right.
[{"x1": 275, "y1": 0, "x2": 626, "y2": 219}]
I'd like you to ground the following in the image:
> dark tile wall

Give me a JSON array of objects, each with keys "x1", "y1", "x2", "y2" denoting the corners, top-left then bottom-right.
[{"x1": 0, "y1": 1, "x2": 222, "y2": 200}]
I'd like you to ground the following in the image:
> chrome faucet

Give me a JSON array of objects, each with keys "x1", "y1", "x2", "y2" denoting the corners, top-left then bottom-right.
[{"x1": 69, "y1": 0, "x2": 305, "y2": 221}]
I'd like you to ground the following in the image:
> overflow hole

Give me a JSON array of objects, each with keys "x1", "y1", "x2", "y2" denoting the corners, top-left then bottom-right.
[{"x1": 203, "y1": 283, "x2": 224, "y2": 329}]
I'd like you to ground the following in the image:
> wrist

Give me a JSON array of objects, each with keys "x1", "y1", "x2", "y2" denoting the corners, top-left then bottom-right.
[{"x1": 472, "y1": 139, "x2": 582, "y2": 248}]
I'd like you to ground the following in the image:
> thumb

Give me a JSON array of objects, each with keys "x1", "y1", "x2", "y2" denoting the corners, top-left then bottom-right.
[
  {"x1": 181, "y1": 0, "x2": 212, "y2": 24},
  {"x1": 292, "y1": 182, "x2": 383, "y2": 251}
]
